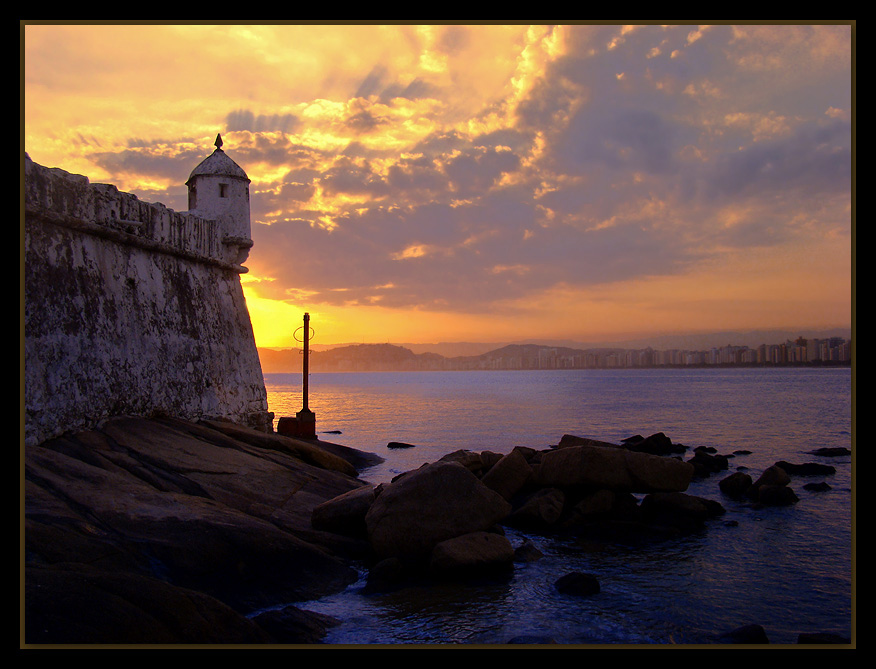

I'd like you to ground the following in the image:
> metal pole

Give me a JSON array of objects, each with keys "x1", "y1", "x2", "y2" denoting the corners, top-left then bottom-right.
[{"x1": 302, "y1": 312, "x2": 310, "y2": 412}]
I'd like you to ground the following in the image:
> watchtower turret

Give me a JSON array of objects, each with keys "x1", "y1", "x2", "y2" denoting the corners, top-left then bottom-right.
[{"x1": 186, "y1": 134, "x2": 253, "y2": 266}]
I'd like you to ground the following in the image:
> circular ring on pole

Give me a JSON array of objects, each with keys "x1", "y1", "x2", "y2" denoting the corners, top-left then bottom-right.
[{"x1": 293, "y1": 326, "x2": 315, "y2": 344}]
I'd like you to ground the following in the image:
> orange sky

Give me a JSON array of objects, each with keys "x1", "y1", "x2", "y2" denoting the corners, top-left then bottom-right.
[{"x1": 23, "y1": 23, "x2": 853, "y2": 348}]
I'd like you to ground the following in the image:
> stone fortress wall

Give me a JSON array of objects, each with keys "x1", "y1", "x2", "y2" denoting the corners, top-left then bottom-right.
[{"x1": 23, "y1": 141, "x2": 272, "y2": 447}]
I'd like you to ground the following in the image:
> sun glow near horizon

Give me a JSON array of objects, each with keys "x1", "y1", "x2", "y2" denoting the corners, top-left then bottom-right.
[{"x1": 26, "y1": 23, "x2": 853, "y2": 347}]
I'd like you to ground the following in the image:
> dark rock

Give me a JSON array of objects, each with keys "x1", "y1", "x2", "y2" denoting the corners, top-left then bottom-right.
[
  {"x1": 688, "y1": 451, "x2": 729, "y2": 477},
  {"x1": 25, "y1": 564, "x2": 274, "y2": 644},
  {"x1": 24, "y1": 416, "x2": 375, "y2": 643},
  {"x1": 557, "y1": 434, "x2": 622, "y2": 449},
  {"x1": 756, "y1": 484, "x2": 799, "y2": 506},
  {"x1": 640, "y1": 492, "x2": 725, "y2": 531},
  {"x1": 536, "y1": 443, "x2": 695, "y2": 493},
  {"x1": 555, "y1": 572, "x2": 600, "y2": 597},
  {"x1": 733, "y1": 449, "x2": 753, "y2": 455},
  {"x1": 429, "y1": 531, "x2": 515, "y2": 575},
  {"x1": 803, "y1": 481, "x2": 832, "y2": 492},
  {"x1": 716, "y1": 623, "x2": 770, "y2": 644},
  {"x1": 250, "y1": 605, "x2": 340, "y2": 644},
  {"x1": 508, "y1": 487, "x2": 566, "y2": 529},
  {"x1": 387, "y1": 441, "x2": 417, "y2": 449},
  {"x1": 625, "y1": 432, "x2": 687, "y2": 455},
  {"x1": 747, "y1": 464, "x2": 791, "y2": 500},
  {"x1": 311, "y1": 484, "x2": 377, "y2": 538},
  {"x1": 480, "y1": 447, "x2": 534, "y2": 500},
  {"x1": 775, "y1": 460, "x2": 836, "y2": 476},
  {"x1": 719, "y1": 471, "x2": 753, "y2": 498},
  {"x1": 364, "y1": 460, "x2": 512, "y2": 560},
  {"x1": 439, "y1": 449, "x2": 485, "y2": 473},
  {"x1": 808, "y1": 447, "x2": 851, "y2": 457},
  {"x1": 513, "y1": 539, "x2": 545, "y2": 563}
]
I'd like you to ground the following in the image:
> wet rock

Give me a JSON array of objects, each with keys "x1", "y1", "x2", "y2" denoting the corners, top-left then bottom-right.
[
  {"x1": 480, "y1": 447, "x2": 534, "y2": 500},
  {"x1": 311, "y1": 484, "x2": 377, "y2": 538},
  {"x1": 555, "y1": 572, "x2": 600, "y2": 597},
  {"x1": 756, "y1": 484, "x2": 799, "y2": 506},
  {"x1": 688, "y1": 451, "x2": 730, "y2": 478},
  {"x1": 250, "y1": 605, "x2": 340, "y2": 644},
  {"x1": 640, "y1": 492, "x2": 725, "y2": 531},
  {"x1": 439, "y1": 449, "x2": 486, "y2": 474},
  {"x1": 558, "y1": 434, "x2": 622, "y2": 449},
  {"x1": 24, "y1": 416, "x2": 374, "y2": 643},
  {"x1": 536, "y1": 444, "x2": 695, "y2": 493},
  {"x1": 719, "y1": 471, "x2": 753, "y2": 499},
  {"x1": 623, "y1": 432, "x2": 688, "y2": 455},
  {"x1": 775, "y1": 460, "x2": 836, "y2": 476},
  {"x1": 747, "y1": 464, "x2": 791, "y2": 502},
  {"x1": 429, "y1": 531, "x2": 515, "y2": 575},
  {"x1": 513, "y1": 538, "x2": 545, "y2": 563},
  {"x1": 508, "y1": 487, "x2": 566, "y2": 529},
  {"x1": 803, "y1": 481, "x2": 832, "y2": 492},
  {"x1": 364, "y1": 460, "x2": 512, "y2": 560},
  {"x1": 716, "y1": 623, "x2": 770, "y2": 644},
  {"x1": 387, "y1": 441, "x2": 417, "y2": 449},
  {"x1": 807, "y1": 447, "x2": 851, "y2": 457}
]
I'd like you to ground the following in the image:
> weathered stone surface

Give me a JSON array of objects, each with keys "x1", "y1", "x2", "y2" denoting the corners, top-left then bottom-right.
[
  {"x1": 429, "y1": 531, "x2": 515, "y2": 573},
  {"x1": 25, "y1": 564, "x2": 274, "y2": 645},
  {"x1": 364, "y1": 461, "x2": 512, "y2": 559},
  {"x1": 24, "y1": 155, "x2": 271, "y2": 447},
  {"x1": 311, "y1": 484, "x2": 377, "y2": 538},
  {"x1": 508, "y1": 488, "x2": 566, "y2": 528},
  {"x1": 719, "y1": 471, "x2": 753, "y2": 498},
  {"x1": 688, "y1": 451, "x2": 730, "y2": 477},
  {"x1": 716, "y1": 623, "x2": 770, "y2": 644},
  {"x1": 774, "y1": 460, "x2": 836, "y2": 476},
  {"x1": 557, "y1": 434, "x2": 622, "y2": 449},
  {"x1": 439, "y1": 449, "x2": 485, "y2": 473},
  {"x1": 480, "y1": 447, "x2": 534, "y2": 500},
  {"x1": 535, "y1": 444, "x2": 694, "y2": 493},
  {"x1": 640, "y1": 492, "x2": 726, "y2": 530},
  {"x1": 756, "y1": 484, "x2": 799, "y2": 506},
  {"x1": 24, "y1": 416, "x2": 372, "y2": 643}
]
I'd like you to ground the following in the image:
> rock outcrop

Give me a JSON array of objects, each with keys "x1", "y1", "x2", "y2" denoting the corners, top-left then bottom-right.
[{"x1": 24, "y1": 415, "x2": 382, "y2": 644}]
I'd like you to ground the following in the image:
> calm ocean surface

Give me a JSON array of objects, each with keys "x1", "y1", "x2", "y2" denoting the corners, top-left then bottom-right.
[{"x1": 265, "y1": 368, "x2": 853, "y2": 645}]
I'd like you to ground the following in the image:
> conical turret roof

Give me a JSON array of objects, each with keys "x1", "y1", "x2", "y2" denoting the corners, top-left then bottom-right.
[{"x1": 186, "y1": 134, "x2": 249, "y2": 184}]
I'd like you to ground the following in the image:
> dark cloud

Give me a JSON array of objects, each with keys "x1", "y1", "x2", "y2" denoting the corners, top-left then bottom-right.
[
  {"x1": 705, "y1": 119, "x2": 852, "y2": 200},
  {"x1": 225, "y1": 109, "x2": 300, "y2": 134}
]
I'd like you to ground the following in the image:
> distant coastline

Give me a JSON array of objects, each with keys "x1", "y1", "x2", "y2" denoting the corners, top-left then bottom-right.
[{"x1": 259, "y1": 336, "x2": 852, "y2": 374}]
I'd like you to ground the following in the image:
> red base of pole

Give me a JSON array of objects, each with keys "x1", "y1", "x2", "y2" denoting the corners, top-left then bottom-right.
[{"x1": 277, "y1": 410, "x2": 316, "y2": 438}]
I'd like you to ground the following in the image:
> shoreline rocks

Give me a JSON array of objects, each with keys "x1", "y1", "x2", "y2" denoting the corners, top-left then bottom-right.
[
  {"x1": 25, "y1": 422, "x2": 849, "y2": 645},
  {"x1": 24, "y1": 415, "x2": 380, "y2": 644}
]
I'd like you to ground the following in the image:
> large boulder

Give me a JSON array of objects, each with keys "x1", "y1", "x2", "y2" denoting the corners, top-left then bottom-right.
[
  {"x1": 535, "y1": 444, "x2": 694, "y2": 493},
  {"x1": 508, "y1": 488, "x2": 566, "y2": 529},
  {"x1": 429, "y1": 531, "x2": 515, "y2": 575},
  {"x1": 311, "y1": 484, "x2": 377, "y2": 538},
  {"x1": 480, "y1": 447, "x2": 534, "y2": 500},
  {"x1": 364, "y1": 461, "x2": 512, "y2": 560}
]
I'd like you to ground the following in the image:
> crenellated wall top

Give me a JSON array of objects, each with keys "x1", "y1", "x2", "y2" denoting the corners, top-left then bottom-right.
[{"x1": 24, "y1": 153, "x2": 252, "y2": 272}]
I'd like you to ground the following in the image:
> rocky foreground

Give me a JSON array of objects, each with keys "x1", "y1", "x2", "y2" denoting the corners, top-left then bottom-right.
[{"x1": 23, "y1": 417, "x2": 850, "y2": 645}]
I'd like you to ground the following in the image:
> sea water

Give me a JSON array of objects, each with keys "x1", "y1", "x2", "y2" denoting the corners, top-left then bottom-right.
[{"x1": 265, "y1": 367, "x2": 853, "y2": 645}]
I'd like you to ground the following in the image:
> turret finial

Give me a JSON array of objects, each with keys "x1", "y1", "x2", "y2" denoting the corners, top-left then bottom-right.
[{"x1": 215, "y1": 133, "x2": 223, "y2": 150}]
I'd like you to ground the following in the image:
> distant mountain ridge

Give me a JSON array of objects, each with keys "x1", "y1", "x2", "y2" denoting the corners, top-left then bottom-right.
[{"x1": 258, "y1": 327, "x2": 851, "y2": 373}]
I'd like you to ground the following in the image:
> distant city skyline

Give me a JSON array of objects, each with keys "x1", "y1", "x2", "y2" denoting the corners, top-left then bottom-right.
[{"x1": 23, "y1": 23, "x2": 853, "y2": 347}]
